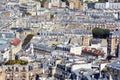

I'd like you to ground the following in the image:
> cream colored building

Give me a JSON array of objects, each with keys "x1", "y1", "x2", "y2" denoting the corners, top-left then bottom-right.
[
  {"x1": 82, "y1": 35, "x2": 92, "y2": 46},
  {"x1": 50, "y1": 0, "x2": 61, "y2": 7},
  {"x1": 69, "y1": 1, "x2": 74, "y2": 10},
  {"x1": 61, "y1": 2, "x2": 66, "y2": 8},
  {"x1": 70, "y1": 47, "x2": 82, "y2": 55},
  {"x1": 108, "y1": 33, "x2": 119, "y2": 55}
]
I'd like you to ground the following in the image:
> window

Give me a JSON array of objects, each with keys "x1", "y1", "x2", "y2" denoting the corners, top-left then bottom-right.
[
  {"x1": 38, "y1": 63, "x2": 43, "y2": 68},
  {"x1": 8, "y1": 67, "x2": 10, "y2": 71},
  {"x1": 23, "y1": 67, "x2": 26, "y2": 71},
  {"x1": 29, "y1": 66, "x2": 33, "y2": 71},
  {"x1": 16, "y1": 67, "x2": 18, "y2": 72}
]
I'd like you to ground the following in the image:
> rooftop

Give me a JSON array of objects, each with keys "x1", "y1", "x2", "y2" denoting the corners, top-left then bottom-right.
[
  {"x1": 106, "y1": 59, "x2": 120, "y2": 70},
  {"x1": 10, "y1": 38, "x2": 20, "y2": 46},
  {"x1": 82, "y1": 48, "x2": 105, "y2": 56},
  {"x1": 91, "y1": 39, "x2": 102, "y2": 44}
]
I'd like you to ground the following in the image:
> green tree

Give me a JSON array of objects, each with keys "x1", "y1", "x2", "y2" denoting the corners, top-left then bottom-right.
[
  {"x1": 84, "y1": 1, "x2": 89, "y2": 3},
  {"x1": 98, "y1": 0, "x2": 105, "y2": 3},
  {"x1": 5, "y1": 60, "x2": 28, "y2": 65},
  {"x1": 92, "y1": 27, "x2": 103, "y2": 38},
  {"x1": 102, "y1": 67, "x2": 108, "y2": 72},
  {"x1": 103, "y1": 29, "x2": 110, "y2": 38},
  {"x1": 92, "y1": 27, "x2": 110, "y2": 38},
  {"x1": 22, "y1": 34, "x2": 34, "y2": 48},
  {"x1": 50, "y1": 14, "x2": 54, "y2": 19},
  {"x1": 24, "y1": 11, "x2": 31, "y2": 16}
]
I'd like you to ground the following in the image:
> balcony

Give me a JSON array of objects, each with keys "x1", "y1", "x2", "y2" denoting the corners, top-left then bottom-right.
[
  {"x1": 29, "y1": 75, "x2": 35, "y2": 78},
  {"x1": 6, "y1": 75, "x2": 15, "y2": 80},
  {"x1": 21, "y1": 68, "x2": 27, "y2": 73},
  {"x1": 6, "y1": 69, "x2": 13, "y2": 73},
  {"x1": 6, "y1": 74, "x2": 10, "y2": 79},
  {"x1": 22, "y1": 75, "x2": 26, "y2": 79},
  {"x1": 29, "y1": 72, "x2": 35, "y2": 78}
]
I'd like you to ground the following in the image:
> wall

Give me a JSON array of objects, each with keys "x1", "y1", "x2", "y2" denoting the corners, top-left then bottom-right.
[
  {"x1": 71, "y1": 63, "x2": 92, "y2": 71},
  {"x1": 70, "y1": 47, "x2": 82, "y2": 55}
]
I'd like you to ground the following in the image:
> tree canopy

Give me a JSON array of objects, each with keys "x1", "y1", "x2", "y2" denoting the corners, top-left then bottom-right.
[
  {"x1": 22, "y1": 34, "x2": 34, "y2": 48},
  {"x1": 98, "y1": 0, "x2": 105, "y2": 3},
  {"x1": 5, "y1": 60, "x2": 28, "y2": 65},
  {"x1": 92, "y1": 27, "x2": 110, "y2": 38},
  {"x1": 50, "y1": 14, "x2": 54, "y2": 19}
]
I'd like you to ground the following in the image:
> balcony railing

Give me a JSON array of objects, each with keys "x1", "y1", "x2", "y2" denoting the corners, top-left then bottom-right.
[
  {"x1": 6, "y1": 69, "x2": 13, "y2": 73},
  {"x1": 21, "y1": 70, "x2": 27, "y2": 72},
  {"x1": 22, "y1": 75, "x2": 26, "y2": 78}
]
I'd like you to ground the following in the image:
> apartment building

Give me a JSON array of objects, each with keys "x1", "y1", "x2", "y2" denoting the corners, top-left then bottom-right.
[
  {"x1": 0, "y1": 62, "x2": 43, "y2": 80},
  {"x1": 106, "y1": 59, "x2": 120, "y2": 80},
  {"x1": 108, "y1": 32, "x2": 119, "y2": 56}
]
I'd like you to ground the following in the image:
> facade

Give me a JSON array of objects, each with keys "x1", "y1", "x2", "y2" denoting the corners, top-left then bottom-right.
[
  {"x1": 0, "y1": 39, "x2": 10, "y2": 62},
  {"x1": 48, "y1": 59, "x2": 62, "y2": 77},
  {"x1": 0, "y1": 30, "x2": 21, "y2": 62},
  {"x1": 1, "y1": 0, "x2": 120, "y2": 80},
  {"x1": 82, "y1": 34, "x2": 92, "y2": 46},
  {"x1": 69, "y1": 1, "x2": 74, "y2": 10},
  {"x1": 108, "y1": 32, "x2": 119, "y2": 56},
  {"x1": 53, "y1": 60, "x2": 95, "y2": 80},
  {"x1": 75, "y1": 0, "x2": 80, "y2": 9},
  {"x1": 0, "y1": 62, "x2": 43, "y2": 80},
  {"x1": 117, "y1": 42, "x2": 120, "y2": 58}
]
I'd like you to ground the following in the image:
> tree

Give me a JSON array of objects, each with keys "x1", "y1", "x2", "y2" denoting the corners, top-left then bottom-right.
[
  {"x1": 84, "y1": 1, "x2": 89, "y2": 3},
  {"x1": 50, "y1": 14, "x2": 54, "y2": 19},
  {"x1": 22, "y1": 34, "x2": 34, "y2": 48},
  {"x1": 24, "y1": 11, "x2": 31, "y2": 16},
  {"x1": 103, "y1": 29, "x2": 110, "y2": 38},
  {"x1": 92, "y1": 27, "x2": 110, "y2": 38},
  {"x1": 98, "y1": 0, "x2": 105, "y2": 3},
  {"x1": 102, "y1": 67, "x2": 108, "y2": 72},
  {"x1": 92, "y1": 27, "x2": 104, "y2": 38}
]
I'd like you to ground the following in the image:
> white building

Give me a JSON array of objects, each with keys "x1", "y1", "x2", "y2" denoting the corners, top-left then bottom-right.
[
  {"x1": 71, "y1": 63, "x2": 92, "y2": 72},
  {"x1": 50, "y1": 0, "x2": 61, "y2": 7},
  {"x1": 70, "y1": 46, "x2": 82, "y2": 55}
]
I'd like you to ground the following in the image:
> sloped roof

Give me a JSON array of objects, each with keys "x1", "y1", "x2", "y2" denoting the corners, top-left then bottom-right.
[{"x1": 11, "y1": 38, "x2": 20, "y2": 46}]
